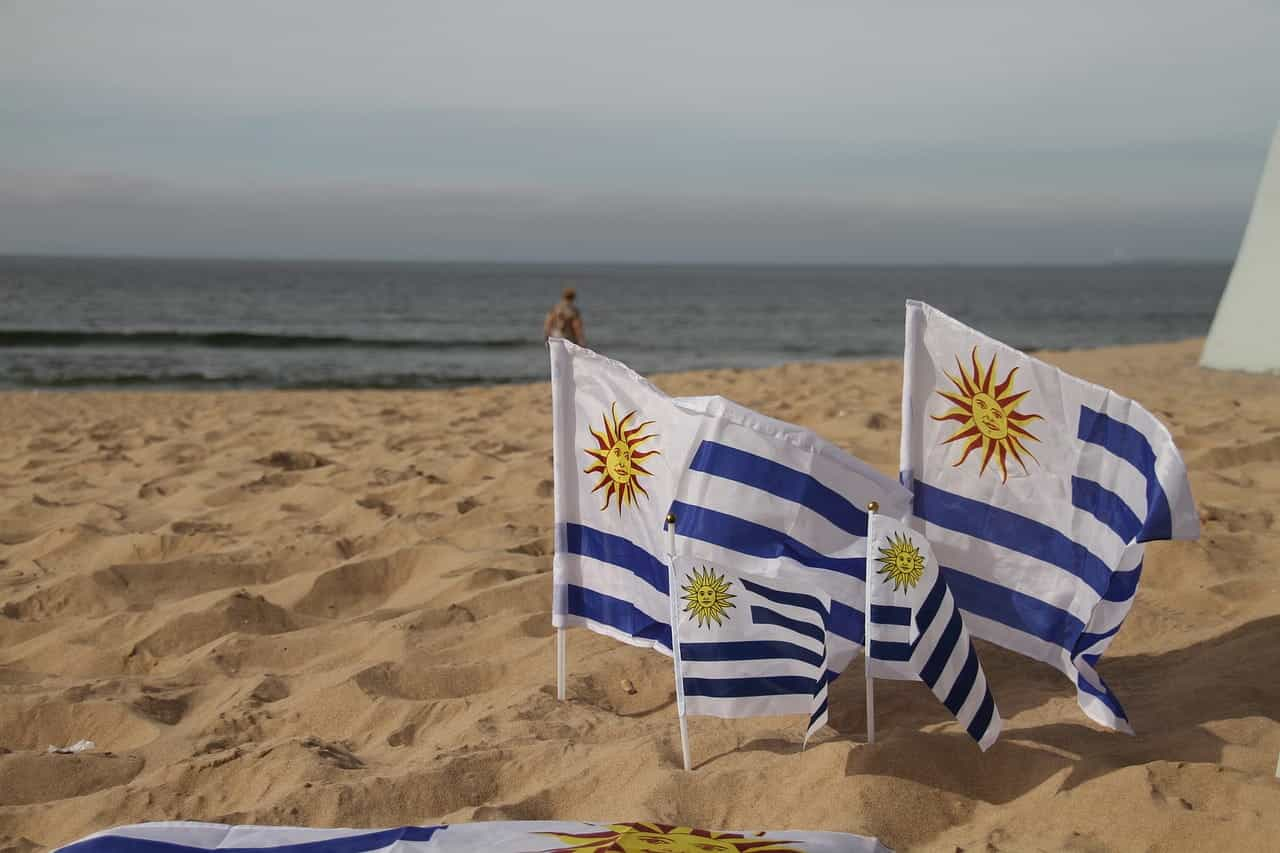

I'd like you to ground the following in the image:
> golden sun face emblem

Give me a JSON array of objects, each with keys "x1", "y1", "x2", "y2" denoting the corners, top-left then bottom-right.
[
  {"x1": 583, "y1": 402, "x2": 659, "y2": 512},
  {"x1": 876, "y1": 532, "x2": 927, "y2": 592},
  {"x1": 538, "y1": 822, "x2": 802, "y2": 853},
  {"x1": 934, "y1": 347, "x2": 1044, "y2": 482},
  {"x1": 682, "y1": 567, "x2": 736, "y2": 629}
]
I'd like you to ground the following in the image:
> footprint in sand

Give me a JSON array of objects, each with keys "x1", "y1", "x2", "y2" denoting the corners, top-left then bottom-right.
[
  {"x1": 170, "y1": 519, "x2": 231, "y2": 536},
  {"x1": 294, "y1": 552, "x2": 416, "y2": 618},
  {"x1": 250, "y1": 675, "x2": 290, "y2": 704},
  {"x1": 353, "y1": 659, "x2": 506, "y2": 701},
  {"x1": 519, "y1": 614, "x2": 556, "y2": 639},
  {"x1": 506, "y1": 539, "x2": 551, "y2": 557},
  {"x1": 0, "y1": 752, "x2": 145, "y2": 806},
  {"x1": 301, "y1": 736, "x2": 364, "y2": 770},
  {"x1": 1196, "y1": 435, "x2": 1280, "y2": 469},
  {"x1": 131, "y1": 691, "x2": 191, "y2": 726},
  {"x1": 386, "y1": 722, "x2": 416, "y2": 747},
  {"x1": 255, "y1": 450, "x2": 332, "y2": 471},
  {"x1": 356, "y1": 496, "x2": 396, "y2": 518},
  {"x1": 463, "y1": 567, "x2": 531, "y2": 590},
  {"x1": 131, "y1": 591, "x2": 298, "y2": 659}
]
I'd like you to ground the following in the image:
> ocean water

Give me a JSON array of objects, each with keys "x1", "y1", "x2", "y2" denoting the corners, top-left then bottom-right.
[{"x1": 0, "y1": 256, "x2": 1228, "y2": 390}]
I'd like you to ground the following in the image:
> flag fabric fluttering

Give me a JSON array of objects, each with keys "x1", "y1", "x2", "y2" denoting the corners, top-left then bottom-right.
[
  {"x1": 668, "y1": 394, "x2": 914, "y2": 691},
  {"x1": 56, "y1": 820, "x2": 891, "y2": 853},
  {"x1": 549, "y1": 338, "x2": 705, "y2": 653},
  {"x1": 900, "y1": 301, "x2": 1199, "y2": 731},
  {"x1": 673, "y1": 557, "x2": 834, "y2": 743},
  {"x1": 553, "y1": 340, "x2": 923, "y2": 744},
  {"x1": 866, "y1": 513, "x2": 1001, "y2": 750}
]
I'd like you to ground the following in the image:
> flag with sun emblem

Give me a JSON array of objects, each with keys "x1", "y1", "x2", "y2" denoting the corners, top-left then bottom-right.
[
  {"x1": 57, "y1": 820, "x2": 890, "y2": 853},
  {"x1": 674, "y1": 559, "x2": 835, "y2": 742},
  {"x1": 867, "y1": 514, "x2": 1001, "y2": 750},
  {"x1": 668, "y1": 393, "x2": 913, "y2": 683},
  {"x1": 550, "y1": 339, "x2": 707, "y2": 652},
  {"x1": 900, "y1": 301, "x2": 1199, "y2": 732}
]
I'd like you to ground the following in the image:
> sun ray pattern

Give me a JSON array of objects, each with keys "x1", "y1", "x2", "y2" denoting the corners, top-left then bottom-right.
[
  {"x1": 681, "y1": 567, "x2": 736, "y2": 629},
  {"x1": 537, "y1": 821, "x2": 802, "y2": 853},
  {"x1": 875, "y1": 531, "x2": 926, "y2": 592},
  {"x1": 933, "y1": 346, "x2": 1044, "y2": 482},
  {"x1": 583, "y1": 402, "x2": 659, "y2": 512}
]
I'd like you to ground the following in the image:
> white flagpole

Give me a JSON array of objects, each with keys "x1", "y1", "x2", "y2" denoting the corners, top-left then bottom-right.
[
  {"x1": 865, "y1": 500, "x2": 879, "y2": 745},
  {"x1": 666, "y1": 511, "x2": 693, "y2": 771},
  {"x1": 556, "y1": 628, "x2": 566, "y2": 701}
]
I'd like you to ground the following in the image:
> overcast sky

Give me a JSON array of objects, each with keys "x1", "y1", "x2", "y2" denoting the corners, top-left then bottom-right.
[{"x1": 2, "y1": 1, "x2": 1277, "y2": 262}]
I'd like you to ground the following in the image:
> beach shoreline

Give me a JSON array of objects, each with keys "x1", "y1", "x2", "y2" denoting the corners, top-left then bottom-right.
[{"x1": 1, "y1": 337, "x2": 1278, "y2": 852}]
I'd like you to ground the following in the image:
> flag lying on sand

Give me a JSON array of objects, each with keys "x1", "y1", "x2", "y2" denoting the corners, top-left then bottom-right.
[
  {"x1": 866, "y1": 514, "x2": 1001, "y2": 750},
  {"x1": 56, "y1": 820, "x2": 891, "y2": 852},
  {"x1": 900, "y1": 300, "x2": 1199, "y2": 731},
  {"x1": 549, "y1": 338, "x2": 704, "y2": 652},
  {"x1": 674, "y1": 557, "x2": 834, "y2": 742},
  {"x1": 668, "y1": 393, "x2": 912, "y2": 685}
]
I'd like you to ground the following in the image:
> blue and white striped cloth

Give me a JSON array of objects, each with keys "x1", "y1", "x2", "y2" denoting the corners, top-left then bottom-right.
[
  {"x1": 549, "y1": 339, "x2": 705, "y2": 653},
  {"x1": 866, "y1": 515, "x2": 1001, "y2": 749},
  {"x1": 57, "y1": 820, "x2": 891, "y2": 852},
  {"x1": 674, "y1": 558, "x2": 834, "y2": 742},
  {"x1": 900, "y1": 301, "x2": 1199, "y2": 731},
  {"x1": 669, "y1": 394, "x2": 914, "y2": 685}
]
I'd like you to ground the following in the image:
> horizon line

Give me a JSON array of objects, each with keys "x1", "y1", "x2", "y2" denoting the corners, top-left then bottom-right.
[{"x1": 0, "y1": 252, "x2": 1237, "y2": 268}]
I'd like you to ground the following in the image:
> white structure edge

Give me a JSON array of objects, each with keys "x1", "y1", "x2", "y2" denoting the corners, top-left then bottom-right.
[{"x1": 1201, "y1": 125, "x2": 1280, "y2": 373}]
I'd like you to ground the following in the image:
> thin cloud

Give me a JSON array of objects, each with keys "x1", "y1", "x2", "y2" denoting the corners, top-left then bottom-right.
[{"x1": 2, "y1": 1, "x2": 1276, "y2": 260}]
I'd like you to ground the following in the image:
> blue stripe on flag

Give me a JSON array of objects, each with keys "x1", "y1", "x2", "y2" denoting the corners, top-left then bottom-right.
[
  {"x1": 689, "y1": 440, "x2": 868, "y2": 536},
  {"x1": 943, "y1": 645, "x2": 981, "y2": 715},
  {"x1": 1077, "y1": 406, "x2": 1172, "y2": 542},
  {"x1": 1074, "y1": 668, "x2": 1129, "y2": 723},
  {"x1": 1073, "y1": 621, "x2": 1124, "y2": 657},
  {"x1": 565, "y1": 584, "x2": 671, "y2": 649},
  {"x1": 915, "y1": 576, "x2": 947, "y2": 634},
  {"x1": 921, "y1": 604, "x2": 962, "y2": 686},
  {"x1": 670, "y1": 501, "x2": 866, "y2": 578},
  {"x1": 809, "y1": 696, "x2": 829, "y2": 729},
  {"x1": 60, "y1": 827, "x2": 444, "y2": 853},
  {"x1": 966, "y1": 689, "x2": 997, "y2": 743},
  {"x1": 750, "y1": 605, "x2": 825, "y2": 645},
  {"x1": 683, "y1": 675, "x2": 819, "y2": 698},
  {"x1": 564, "y1": 523, "x2": 668, "y2": 594},
  {"x1": 681, "y1": 640, "x2": 825, "y2": 668},
  {"x1": 740, "y1": 577, "x2": 829, "y2": 620},
  {"x1": 829, "y1": 601, "x2": 865, "y2": 645},
  {"x1": 940, "y1": 566, "x2": 1084, "y2": 650},
  {"x1": 1101, "y1": 563, "x2": 1142, "y2": 603},
  {"x1": 918, "y1": 607, "x2": 963, "y2": 686},
  {"x1": 1071, "y1": 476, "x2": 1142, "y2": 543},
  {"x1": 913, "y1": 481, "x2": 1113, "y2": 597},
  {"x1": 870, "y1": 640, "x2": 912, "y2": 661},
  {"x1": 870, "y1": 604, "x2": 911, "y2": 626}
]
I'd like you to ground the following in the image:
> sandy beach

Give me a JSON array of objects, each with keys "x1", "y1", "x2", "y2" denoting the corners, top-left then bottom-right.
[{"x1": 1, "y1": 337, "x2": 1277, "y2": 852}]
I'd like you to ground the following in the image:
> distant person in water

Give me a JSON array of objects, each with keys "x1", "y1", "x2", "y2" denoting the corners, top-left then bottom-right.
[{"x1": 544, "y1": 286, "x2": 585, "y2": 346}]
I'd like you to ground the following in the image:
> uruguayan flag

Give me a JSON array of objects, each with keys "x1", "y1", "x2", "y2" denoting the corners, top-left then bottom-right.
[
  {"x1": 58, "y1": 820, "x2": 891, "y2": 852},
  {"x1": 867, "y1": 514, "x2": 1001, "y2": 749},
  {"x1": 669, "y1": 394, "x2": 913, "y2": 683},
  {"x1": 674, "y1": 558, "x2": 833, "y2": 742},
  {"x1": 900, "y1": 301, "x2": 1199, "y2": 731},
  {"x1": 550, "y1": 339, "x2": 705, "y2": 652}
]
